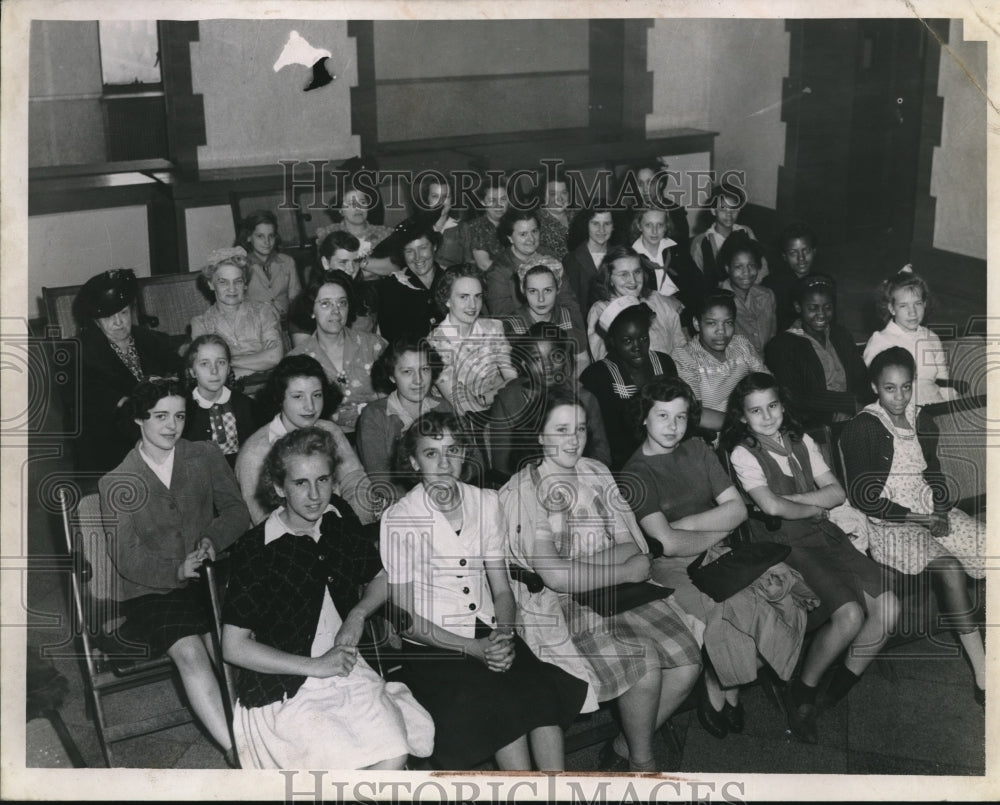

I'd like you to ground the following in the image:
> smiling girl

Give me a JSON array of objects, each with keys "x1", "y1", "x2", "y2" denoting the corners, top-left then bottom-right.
[
  {"x1": 671, "y1": 291, "x2": 765, "y2": 433},
  {"x1": 587, "y1": 247, "x2": 687, "y2": 362},
  {"x1": 235, "y1": 355, "x2": 378, "y2": 525},
  {"x1": 288, "y1": 273, "x2": 387, "y2": 436},
  {"x1": 356, "y1": 337, "x2": 451, "y2": 500},
  {"x1": 721, "y1": 373, "x2": 899, "y2": 739},
  {"x1": 764, "y1": 275, "x2": 873, "y2": 429},
  {"x1": 580, "y1": 298, "x2": 678, "y2": 471},
  {"x1": 427, "y1": 264, "x2": 518, "y2": 423},
  {"x1": 563, "y1": 206, "x2": 616, "y2": 310},
  {"x1": 100, "y1": 378, "x2": 249, "y2": 767},
  {"x1": 718, "y1": 231, "x2": 776, "y2": 354}
]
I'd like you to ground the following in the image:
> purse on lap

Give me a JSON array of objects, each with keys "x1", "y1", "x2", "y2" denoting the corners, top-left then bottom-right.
[
  {"x1": 571, "y1": 536, "x2": 674, "y2": 617},
  {"x1": 687, "y1": 541, "x2": 791, "y2": 603}
]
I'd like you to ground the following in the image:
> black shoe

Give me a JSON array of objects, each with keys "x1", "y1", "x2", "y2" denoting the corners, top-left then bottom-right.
[
  {"x1": 696, "y1": 676, "x2": 729, "y2": 739},
  {"x1": 597, "y1": 740, "x2": 629, "y2": 772},
  {"x1": 722, "y1": 701, "x2": 745, "y2": 734},
  {"x1": 783, "y1": 688, "x2": 818, "y2": 744},
  {"x1": 974, "y1": 684, "x2": 985, "y2": 708}
]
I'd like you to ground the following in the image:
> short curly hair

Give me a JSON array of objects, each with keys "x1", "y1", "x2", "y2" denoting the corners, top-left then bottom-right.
[
  {"x1": 875, "y1": 268, "x2": 931, "y2": 326},
  {"x1": 260, "y1": 426, "x2": 341, "y2": 511},
  {"x1": 392, "y1": 410, "x2": 478, "y2": 486},
  {"x1": 125, "y1": 377, "x2": 186, "y2": 421},
  {"x1": 432, "y1": 263, "x2": 485, "y2": 316},
  {"x1": 637, "y1": 375, "x2": 702, "y2": 435},
  {"x1": 302, "y1": 271, "x2": 357, "y2": 328},
  {"x1": 497, "y1": 208, "x2": 541, "y2": 249},
  {"x1": 257, "y1": 354, "x2": 342, "y2": 422},
  {"x1": 370, "y1": 337, "x2": 444, "y2": 395}
]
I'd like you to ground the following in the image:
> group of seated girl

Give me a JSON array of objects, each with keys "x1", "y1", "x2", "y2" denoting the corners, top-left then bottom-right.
[{"x1": 76, "y1": 163, "x2": 982, "y2": 772}]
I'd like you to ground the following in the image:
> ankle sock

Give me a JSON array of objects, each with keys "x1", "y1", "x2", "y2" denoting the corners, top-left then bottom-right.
[
  {"x1": 823, "y1": 665, "x2": 861, "y2": 706},
  {"x1": 790, "y1": 677, "x2": 818, "y2": 708}
]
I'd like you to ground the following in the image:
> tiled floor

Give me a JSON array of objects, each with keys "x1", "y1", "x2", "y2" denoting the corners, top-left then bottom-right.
[{"x1": 24, "y1": 560, "x2": 987, "y2": 774}]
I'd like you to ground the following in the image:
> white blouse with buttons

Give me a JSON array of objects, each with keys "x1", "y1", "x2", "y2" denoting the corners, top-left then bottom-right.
[{"x1": 380, "y1": 481, "x2": 504, "y2": 639}]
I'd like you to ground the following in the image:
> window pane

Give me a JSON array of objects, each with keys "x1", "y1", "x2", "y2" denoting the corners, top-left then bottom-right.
[{"x1": 98, "y1": 21, "x2": 161, "y2": 85}]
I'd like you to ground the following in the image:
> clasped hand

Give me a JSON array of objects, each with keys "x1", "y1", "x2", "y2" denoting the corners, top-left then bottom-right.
[
  {"x1": 929, "y1": 512, "x2": 950, "y2": 538},
  {"x1": 467, "y1": 630, "x2": 515, "y2": 672},
  {"x1": 313, "y1": 644, "x2": 358, "y2": 678}
]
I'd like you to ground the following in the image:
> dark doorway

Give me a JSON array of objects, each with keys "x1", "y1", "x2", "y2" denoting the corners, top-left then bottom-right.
[{"x1": 778, "y1": 19, "x2": 934, "y2": 266}]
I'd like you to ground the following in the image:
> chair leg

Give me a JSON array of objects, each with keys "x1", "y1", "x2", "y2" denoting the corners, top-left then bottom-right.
[
  {"x1": 43, "y1": 710, "x2": 88, "y2": 768},
  {"x1": 88, "y1": 688, "x2": 114, "y2": 768}
]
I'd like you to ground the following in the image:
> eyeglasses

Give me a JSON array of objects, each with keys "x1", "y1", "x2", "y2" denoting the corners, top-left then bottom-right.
[
  {"x1": 316, "y1": 298, "x2": 350, "y2": 311},
  {"x1": 214, "y1": 278, "x2": 246, "y2": 288}
]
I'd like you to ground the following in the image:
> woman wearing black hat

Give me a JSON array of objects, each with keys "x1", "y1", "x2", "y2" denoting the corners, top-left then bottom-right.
[
  {"x1": 374, "y1": 223, "x2": 445, "y2": 344},
  {"x1": 75, "y1": 268, "x2": 180, "y2": 474}
]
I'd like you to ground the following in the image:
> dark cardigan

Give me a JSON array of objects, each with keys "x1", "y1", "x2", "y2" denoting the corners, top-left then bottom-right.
[
  {"x1": 764, "y1": 324, "x2": 874, "y2": 428},
  {"x1": 182, "y1": 388, "x2": 259, "y2": 466},
  {"x1": 222, "y1": 498, "x2": 383, "y2": 708},
  {"x1": 839, "y1": 408, "x2": 952, "y2": 521}
]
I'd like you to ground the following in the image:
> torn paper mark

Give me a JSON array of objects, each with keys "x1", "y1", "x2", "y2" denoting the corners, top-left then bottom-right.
[
  {"x1": 304, "y1": 58, "x2": 336, "y2": 92},
  {"x1": 273, "y1": 30, "x2": 332, "y2": 72}
]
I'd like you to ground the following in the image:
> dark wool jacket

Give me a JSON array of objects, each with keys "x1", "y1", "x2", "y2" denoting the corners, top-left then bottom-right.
[
  {"x1": 375, "y1": 265, "x2": 442, "y2": 344},
  {"x1": 764, "y1": 324, "x2": 874, "y2": 428},
  {"x1": 839, "y1": 408, "x2": 952, "y2": 521},
  {"x1": 222, "y1": 498, "x2": 383, "y2": 708},
  {"x1": 77, "y1": 325, "x2": 180, "y2": 473}
]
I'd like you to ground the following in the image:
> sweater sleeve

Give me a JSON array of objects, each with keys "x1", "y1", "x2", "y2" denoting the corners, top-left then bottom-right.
[
  {"x1": 917, "y1": 409, "x2": 953, "y2": 512},
  {"x1": 839, "y1": 414, "x2": 912, "y2": 520},
  {"x1": 234, "y1": 432, "x2": 269, "y2": 525},
  {"x1": 765, "y1": 334, "x2": 860, "y2": 418},
  {"x1": 101, "y1": 474, "x2": 181, "y2": 594},
  {"x1": 199, "y1": 442, "x2": 251, "y2": 552},
  {"x1": 327, "y1": 421, "x2": 379, "y2": 525}
]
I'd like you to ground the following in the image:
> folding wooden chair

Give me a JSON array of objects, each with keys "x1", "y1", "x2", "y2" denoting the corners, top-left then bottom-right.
[
  {"x1": 42, "y1": 283, "x2": 85, "y2": 339},
  {"x1": 135, "y1": 272, "x2": 211, "y2": 347},
  {"x1": 58, "y1": 489, "x2": 194, "y2": 767},
  {"x1": 200, "y1": 558, "x2": 241, "y2": 768}
]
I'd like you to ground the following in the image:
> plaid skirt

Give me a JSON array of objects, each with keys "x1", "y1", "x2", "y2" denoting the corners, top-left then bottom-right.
[
  {"x1": 560, "y1": 595, "x2": 702, "y2": 703},
  {"x1": 119, "y1": 581, "x2": 214, "y2": 658}
]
